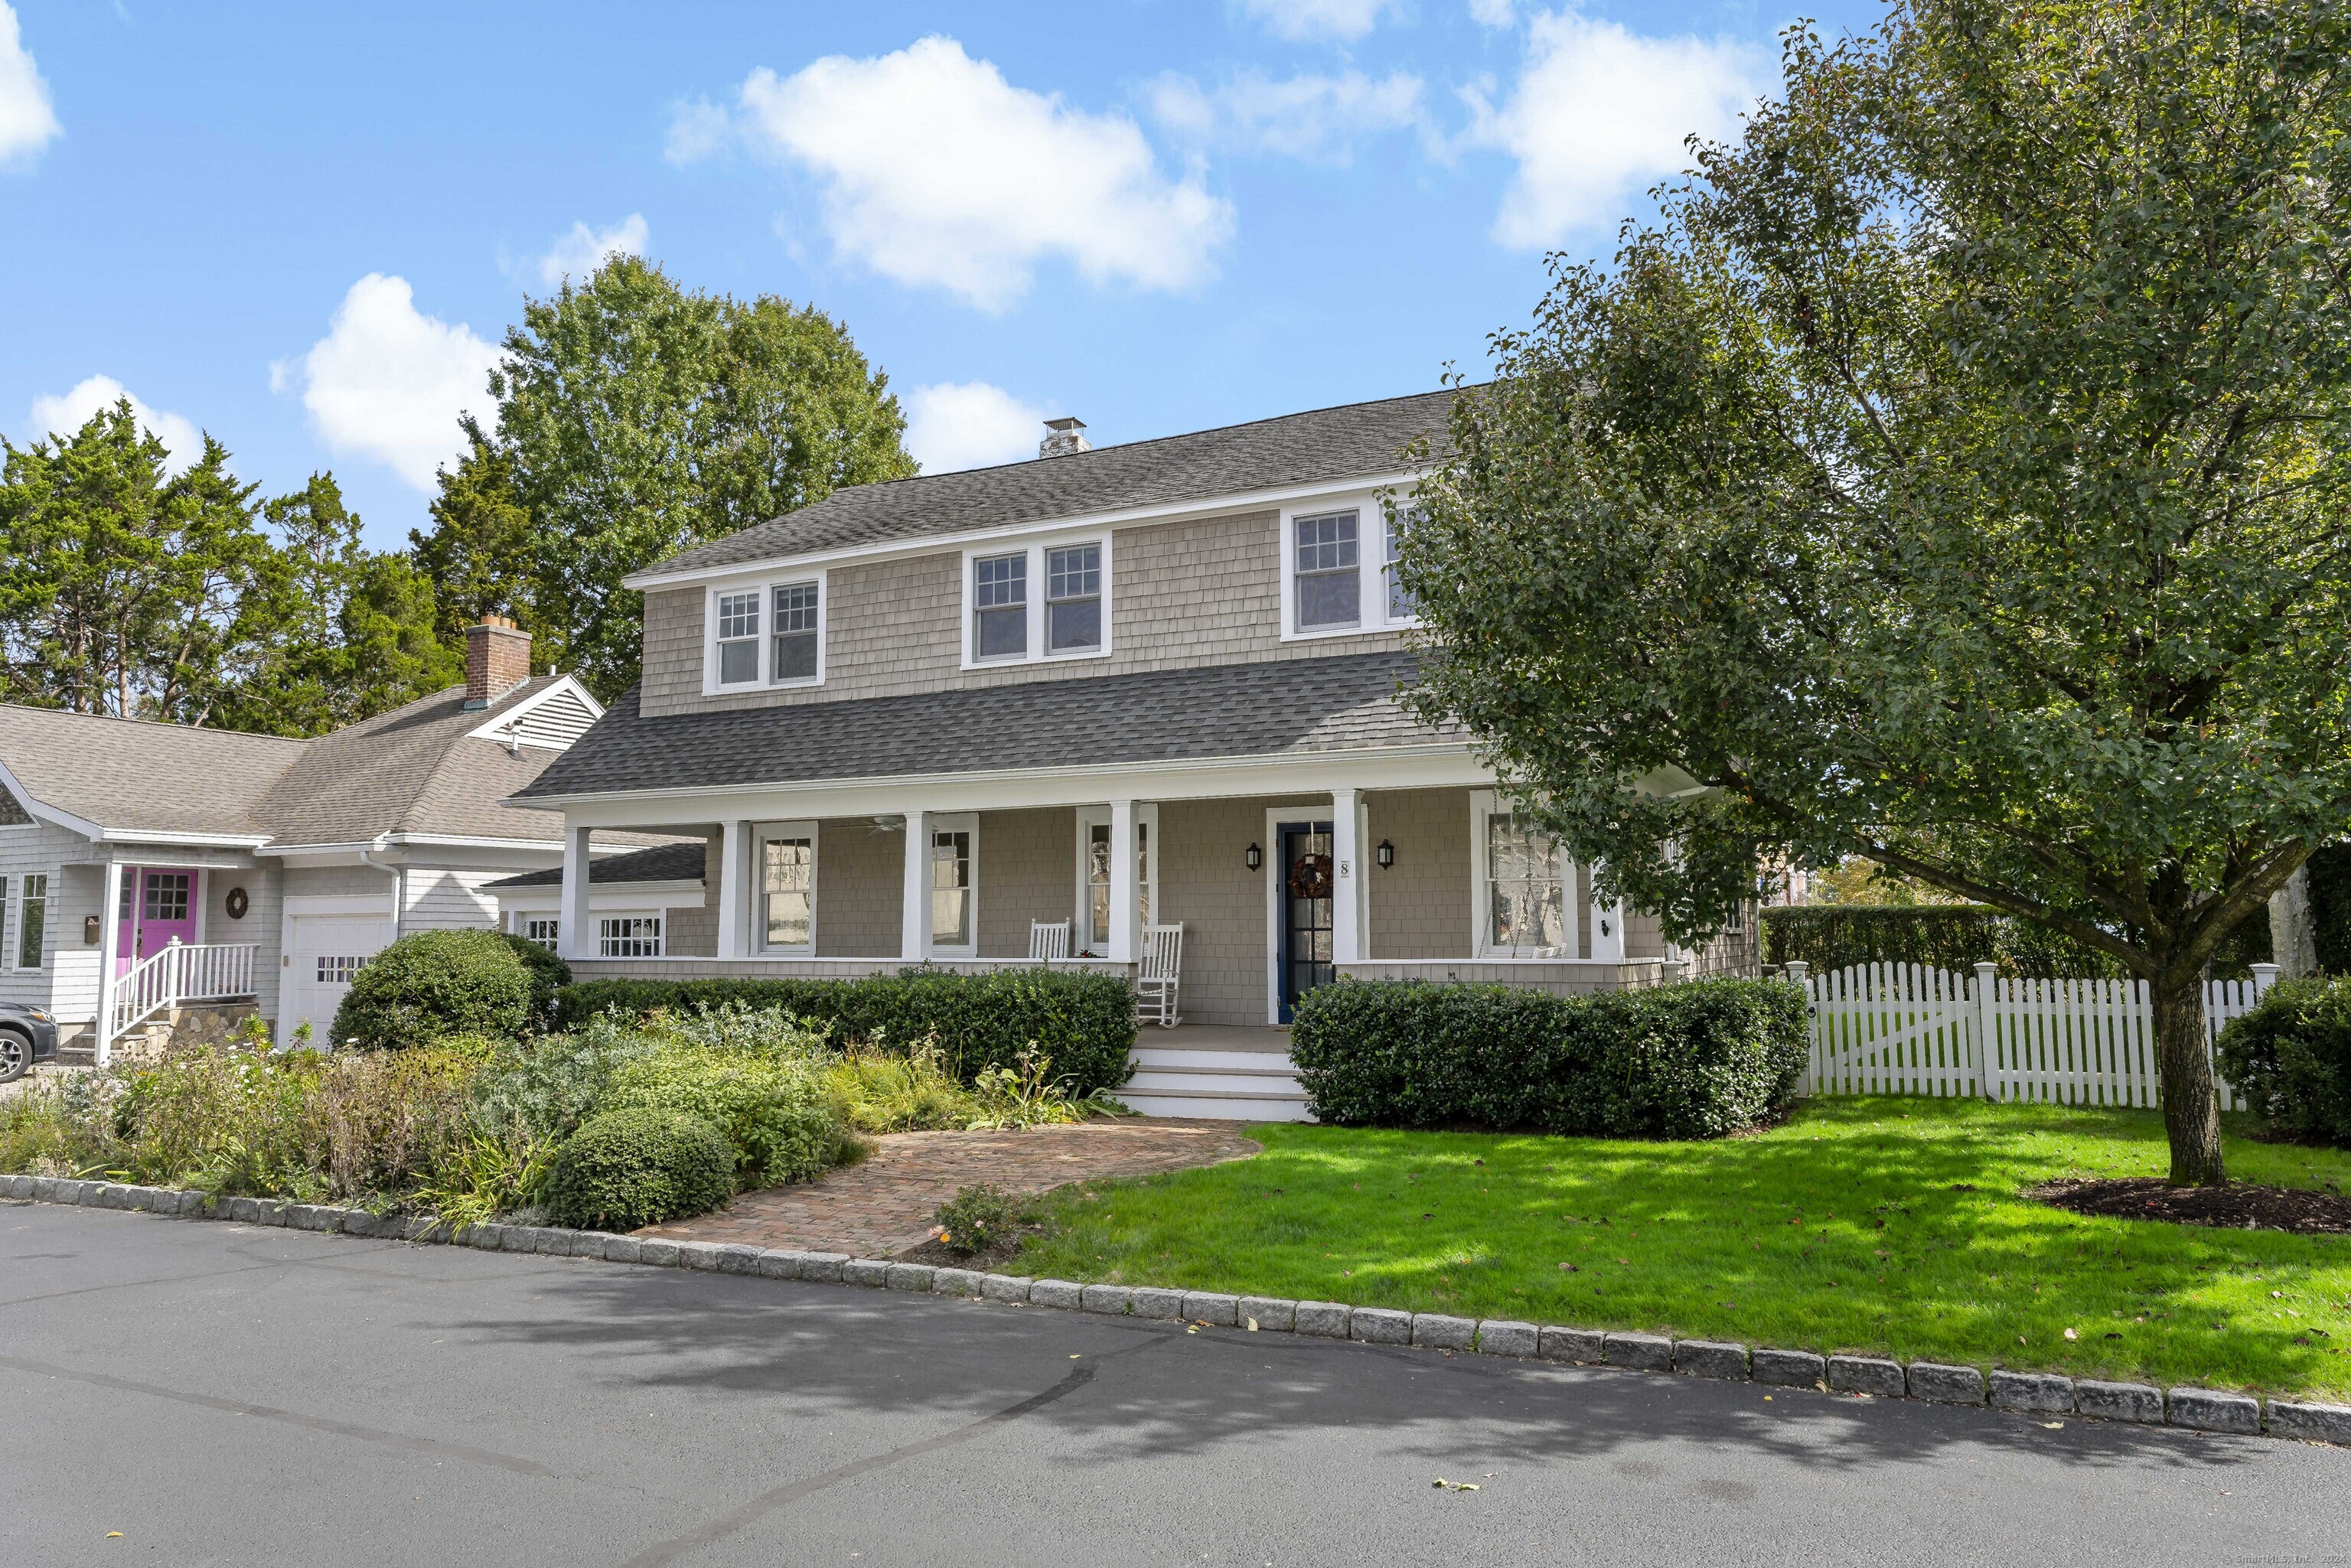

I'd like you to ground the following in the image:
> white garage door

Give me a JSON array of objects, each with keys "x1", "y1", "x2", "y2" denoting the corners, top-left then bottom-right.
[{"x1": 282, "y1": 914, "x2": 394, "y2": 1047}]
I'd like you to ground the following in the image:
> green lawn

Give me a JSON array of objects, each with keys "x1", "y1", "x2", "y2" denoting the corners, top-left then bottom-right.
[{"x1": 1016, "y1": 1098, "x2": 2351, "y2": 1398}]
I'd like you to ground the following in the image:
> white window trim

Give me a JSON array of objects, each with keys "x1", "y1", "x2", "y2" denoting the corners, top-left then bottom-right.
[
  {"x1": 15, "y1": 872, "x2": 45, "y2": 971},
  {"x1": 596, "y1": 911, "x2": 667, "y2": 958},
  {"x1": 1073, "y1": 804, "x2": 1158, "y2": 957},
  {"x1": 1279, "y1": 492, "x2": 1420, "y2": 642},
  {"x1": 926, "y1": 811, "x2": 980, "y2": 958},
  {"x1": 0, "y1": 873, "x2": 11, "y2": 971},
  {"x1": 702, "y1": 569, "x2": 828, "y2": 696},
  {"x1": 960, "y1": 533, "x2": 1113, "y2": 670},
  {"x1": 753, "y1": 819, "x2": 820, "y2": 957},
  {"x1": 1468, "y1": 790, "x2": 1582, "y2": 960}
]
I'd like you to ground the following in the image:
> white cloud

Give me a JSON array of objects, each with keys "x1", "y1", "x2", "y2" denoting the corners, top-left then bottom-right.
[
  {"x1": 904, "y1": 381, "x2": 1048, "y2": 473},
  {"x1": 1149, "y1": 69, "x2": 1426, "y2": 163},
  {"x1": 1469, "y1": 10, "x2": 1765, "y2": 248},
  {"x1": 1468, "y1": 0, "x2": 1515, "y2": 27},
  {"x1": 0, "y1": 2, "x2": 62, "y2": 167},
  {"x1": 27, "y1": 375, "x2": 204, "y2": 471},
  {"x1": 293, "y1": 274, "x2": 502, "y2": 492},
  {"x1": 534, "y1": 213, "x2": 650, "y2": 286},
  {"x1": 664, "y1": 96, "x2": 730, "y2": 165},
  {"x1": 730, "y1": 36, "x2": 1233, "y2": 312},
  {"x1": 1239, "y1": 0, "x2": 1400, "y2": 42}
]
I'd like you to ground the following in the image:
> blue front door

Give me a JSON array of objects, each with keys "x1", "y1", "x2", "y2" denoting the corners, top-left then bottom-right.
[{"x1": 1277, "y1": 820, "x2": 1335, "y2": 1023}]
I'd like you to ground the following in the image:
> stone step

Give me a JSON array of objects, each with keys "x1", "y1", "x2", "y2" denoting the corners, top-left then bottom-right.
[
  {"x1": 1120, "y1": 1089, "x2": 1318, "y2": 1123},
  {"x1": 1127, "y1": 1066, "x2": 1306, "y2": 1096},
  {"x1": 1130, "y1": 1045, "x2": 1299, "y2": 1071}
]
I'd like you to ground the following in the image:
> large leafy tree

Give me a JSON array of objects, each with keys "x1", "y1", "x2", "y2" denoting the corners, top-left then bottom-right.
[
  {"x1": 458, "y1": 256, "x2": 915, "y2": 696},
  {"x1": 1404, "y1": 0, "x2": 2351, "y2": 1184},
  {"x1": 412, "y1": 422, "x2": 543, "y2": 660}
]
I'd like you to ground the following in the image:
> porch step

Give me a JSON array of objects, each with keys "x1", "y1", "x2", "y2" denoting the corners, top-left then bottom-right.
[
  {"x1": 1130, "y1": 1045, "x2": 1298, "y2": 1071},
  {"x1": 1125, "y1": 1064, "x2": 1307, "y2": 1096},
  {"x1": 1118, "y1": 1087, "x2": 1318, "y2": 1123}
]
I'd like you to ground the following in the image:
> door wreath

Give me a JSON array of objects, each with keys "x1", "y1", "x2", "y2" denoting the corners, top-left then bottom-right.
[
  {"x1": 223, "y1": 886, "x2": 249, "y2": 920},
  {"x1": 1286, "y1": 852, "x2": 1335, "y2": 901}
]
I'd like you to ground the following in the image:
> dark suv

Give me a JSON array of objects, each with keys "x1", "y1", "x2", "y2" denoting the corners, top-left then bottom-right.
[{"x1": 0, "y1": 1001, "x2": 60, "y2": 1084}]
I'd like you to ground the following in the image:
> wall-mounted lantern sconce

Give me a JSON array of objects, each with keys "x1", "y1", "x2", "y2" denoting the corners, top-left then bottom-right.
[
  {"x1": 1376, "y1": 839, "x2": 1395, "y2": 869},
  {"x1": 1598, "y1": 915, "x2": 1614, "y2": 937},
  {"x1": 83, "y1": 914, "x2": 102, "y2": 946},
  {"x1": 1244, "y1": 843, "x2": 1263, "y2": 872}
]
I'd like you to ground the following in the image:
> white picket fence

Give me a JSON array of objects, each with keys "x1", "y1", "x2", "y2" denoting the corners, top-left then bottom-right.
[{"x1": 1789, "y1": 960, "x2": 2279, "y2": 1109}]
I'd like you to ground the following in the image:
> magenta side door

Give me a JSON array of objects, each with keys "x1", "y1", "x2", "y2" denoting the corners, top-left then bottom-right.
[{"x1": 116, "y1": 867, "x2": 200, "y2": 976}]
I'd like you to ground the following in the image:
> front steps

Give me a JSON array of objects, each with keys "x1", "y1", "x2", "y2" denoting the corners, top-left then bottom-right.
[{"x1": 1120, "y1": 1029, "x2": 1315, "y2": 1122}]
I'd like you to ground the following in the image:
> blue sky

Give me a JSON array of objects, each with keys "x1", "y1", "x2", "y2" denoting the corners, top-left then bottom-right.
[{"x1": 2, "y1": 0, "x2": 1877, "y2": 550}]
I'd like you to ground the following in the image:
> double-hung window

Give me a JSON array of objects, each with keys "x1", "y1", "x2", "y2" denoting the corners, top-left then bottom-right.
[
  {"x1": 928, "y1": 816, "x2": 977, "y2": 957},
  {"x1": 972, "y1": 553, "x2": 1028, "y2": 661},
  {"x1": 15, "y1": 873, "x2": 44, "y2": 970},
  {"x1": 1045, "y1": 544, "x2": 1101, "y2": 654},
  {"x1": 1293, "y1": 511, "x2": 1361, "y2": 631},
  {"x1": 1383, "y1": 510, "x2": 1417, "y2": 621},
  {"x1": 1472, "y1": 794, "x2": 1573, "y2": 959},
  {"x1": 760, "y1": 828, "x2": 816, "y2": 953},
  {"x1": 715, "y1": 591, "x2": 761, "y2": 686},
  {"x1": 771, "y1": 581, "x2": 820, "y2": 683},
  {"x1": 1077, "y1": 807, "x2": 1155, "y2": 952}
]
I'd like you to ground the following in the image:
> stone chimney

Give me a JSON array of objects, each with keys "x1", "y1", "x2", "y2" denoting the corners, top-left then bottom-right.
[
  {"x1": 465, "y1": 615, "x2": 532, "y2": 709},
  {"x1": 1039, "y1": 416, "x2": 1091, "y2": 458}
]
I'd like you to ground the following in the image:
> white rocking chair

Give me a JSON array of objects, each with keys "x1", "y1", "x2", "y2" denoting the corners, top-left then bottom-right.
[
  {"x1": 1029, "y1": 920, "x2": 1071, "y2": 962},
  {"x1": 1136, "y1": 922, "x2": 1184, "y2": 1027}
]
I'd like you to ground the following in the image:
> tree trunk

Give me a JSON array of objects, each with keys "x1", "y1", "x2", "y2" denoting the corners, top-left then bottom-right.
[
  {"x1": 2150, "y1": 972, "x2": 2225, "y2": 1186},
  {"x1": 2270, "y1": 865, "x2": 2320, "y2": 979}
]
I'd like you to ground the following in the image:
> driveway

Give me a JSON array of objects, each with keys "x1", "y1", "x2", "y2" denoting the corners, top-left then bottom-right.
[{"x1": 4, "y1": 1201, "x2": 2346, "y2": 1566}]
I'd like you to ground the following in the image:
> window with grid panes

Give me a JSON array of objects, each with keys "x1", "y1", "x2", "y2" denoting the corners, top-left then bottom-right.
[
  {"x1": 716, "y1": 590, "x2": 761, "y2": 683},
  {"x1": 1045, "y1": 543, "x2": 1101, "y2": 654},
  {"x1": 1294, "y1": 511, "x2": 1361, "y2": 629},
  {"x1": 771, "y1": 582, "x2": 819, "y2": 683},
  {"x1": 972, "y1": 553, "x2": 1027, "y2": 660}
]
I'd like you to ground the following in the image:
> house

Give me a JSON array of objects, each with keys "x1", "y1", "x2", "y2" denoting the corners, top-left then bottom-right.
[
  {"x1": 0, "y1": 618, "x2": 619, "y2": 1059},
  {"x1": 509, "y1": 390, "x2": 1759, "y2": 1117}
]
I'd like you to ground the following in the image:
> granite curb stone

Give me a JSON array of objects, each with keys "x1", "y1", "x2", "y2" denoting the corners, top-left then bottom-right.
[
  {"x1": 2167, "y1": 1387, "x2": 2262, "y2": 1434},
  {"x1": 1604, "y1": 1332, "x2": 1674, "y2": 1372},
  {"x1": 1909, "y1": 1363, "x2": 1986, "y2": 1405},
  {"x1": 2266, "y1": 1400, "x2": 2351, "y2": 1443},
  {"x1": 1293, "y1": 1301, "x2": 1351, "y2": 1338},
  {"x1": 981, "y1": 1274, "x2": 1034, "y2": 1303},
  {"x1": 1032, "y1": 1279, "x2": 1084, "y2": 1310},
  {"x1": 1753, "y1": 1348, "x2": 1825, "y2": 1387},
  {"x1": 1675, "y1": 1340, "x2": 1749, "y2": 1380},
  {"x1": 602, "y1": 1236, "x2": 644, "y2": 1265},
  {"x1": 887, "y1": 1263, "x2": 937, "y2": 1293},
  {"x1": 1411, "y1": 1314, "x2": 1477, "y2": 1351},
  {"x1": 799, "y1": 1253, "x2": 849, "y2": 1282},
  {"x1": 1475, "y1": 1320, "x2": 1538, "y2": 1358},
  {"x1": 1081, "y1": 1284, "x2": 1134, "y2": 1315},
  {"x1": 931, "y1": 1268, "x2": 983, "y2": 1298},
  {"x1": 1989, "y1": 1371, "x2": 2075, "y2": 1414},
  {"x1": 1130, "y1": 1286, "x2": 1186, "y2": 1321},
  {"x1": 755, "y1": 1249, "x2": 801, "y2": 1280},
  {"x1": 1239, "y1": 1296, "x2": 1296, "y2": 1332},
  {"x1": 1182, "y1": 1291, "x2": 1241, "y2": 1326},
  {"x1": 1828, "y1": 1355, "x2": 1907, "y2": 1397},
  {"x1": 842, "y1": 1258, "x2": 890, "y2": 1287},
  {"x1": 636, "y1": 1238, "x2": 681, "y2": 1268},
  {"x1": 718, "y1": 1244, "x2": 766, "y2": 1275},
  {"x1": 1352, "y1": 1308, "x2": 1413, "y2": 1345},
  {"x1": 1538, "y1": 1327, "x2": 1605, "y2": 1364}
]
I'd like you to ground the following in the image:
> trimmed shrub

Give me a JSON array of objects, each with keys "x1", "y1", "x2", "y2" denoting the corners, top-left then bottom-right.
[
  {"x1": 2216, "y1": 975, "x2": 2351, "y2": 1146},
  {"x1": 1761, "y1": 904, "x2": 2274, "y2": 980},
  {"x1": 544, "y1": 1107, "x2": 735, "y2": 1231},
  {"x1": 602, "y1": 1043, "x2": 862, "y2": 1187},
  {"x1": 552, "y1": 967, "x2": 1135, "y2": 1095},
  {"x1": 934, "y1": 1182, "x2": 1031, "y2": 1255},
  {"x1": 1290, "y1": 978, "x2": 1808, "y2": 1139},
  {"x1": 500, "y1": 935, "x2": 572, "y2": 1033},
  {"x1": 331, "y1": 931, "x2": 532, "y2": 1049}
]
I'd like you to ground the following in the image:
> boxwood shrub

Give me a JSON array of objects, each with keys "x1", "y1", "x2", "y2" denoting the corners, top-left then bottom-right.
[
  {"x1": 552, "y1": 967, "x2": 1135, "y2": 1096},
  {"x1": 331, "y1": 930, "x2": 533, "y2": 1050},
  {"x1": 2217, "y1": 975, "x2": 2351, "y2": 1146},
  {"x1": 1290, "y1": 977, "x2": 1808, "y2": 1139},
  {"x1": 544, "y1": 1107, "x2": 735, "y2": 1231}
]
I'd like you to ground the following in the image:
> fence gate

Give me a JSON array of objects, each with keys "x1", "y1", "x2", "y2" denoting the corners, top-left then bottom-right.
[{"x1": 1790, "y1": 960, "x2": 2274, "y2": 1108}]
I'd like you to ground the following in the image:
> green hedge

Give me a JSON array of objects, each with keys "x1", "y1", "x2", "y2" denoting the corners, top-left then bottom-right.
[
  {"x1": 1289, "y1": 977, "x2": 1808, "y2": 1139},
  {"x1": 552, "y1": 967, "x2": 1136, "y2": 1097},
  {"x1": 331, "y1": 930, "x2": 533, "y2": 1049},
  {"x1": 2216, "y1": 975, "x2": 2351, "y2": 1146},
  {"x1": 543, "y1": 1107, "x2": 735, "y2": 1231},
  {"x1": 1759, "y1": 904, "x2": 2274, "y2": 980},
  {"x1": 2307, "y1": 844, "x2": 2351, "y2": 974}
]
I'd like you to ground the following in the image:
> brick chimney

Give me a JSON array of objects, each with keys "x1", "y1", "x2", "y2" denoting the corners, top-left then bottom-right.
[
  {"x1": 465, "y1": 615, "x2": 532, "y2": 709},
  {"x1": 1039, "y1": 416, "x2": 1091, "y2": 458}
]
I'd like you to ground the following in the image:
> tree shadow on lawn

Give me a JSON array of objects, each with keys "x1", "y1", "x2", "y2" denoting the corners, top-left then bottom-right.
[
  {"x1": 437, "y1": 1254, "x2": 2289, "y2": 1483},
  {"x1": 1019, "y1": 1098, "x2": 2351, "y2": 1397}
]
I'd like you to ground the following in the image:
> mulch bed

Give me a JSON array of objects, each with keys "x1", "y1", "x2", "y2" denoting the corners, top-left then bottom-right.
[
  {"x1": 894, "y1": 1231, "x2": 1034, "y2": 1270},
  {"x1": 2032, "y1": 1177, "x2": 2351, "y2": 1234}
]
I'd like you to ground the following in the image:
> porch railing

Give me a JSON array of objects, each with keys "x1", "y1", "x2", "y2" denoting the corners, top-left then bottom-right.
[{"x1": 103, "y1": 940, "x2": 260, "y2": 1057}]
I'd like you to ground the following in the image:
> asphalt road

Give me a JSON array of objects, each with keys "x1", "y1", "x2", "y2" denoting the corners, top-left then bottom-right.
[{"x1": 4, "y1": 1202, "x2": 2347, "y2": 1567}]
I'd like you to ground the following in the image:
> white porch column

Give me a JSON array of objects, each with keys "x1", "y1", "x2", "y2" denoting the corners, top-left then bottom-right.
[
  {"x1": 1331, "y1": 787, "x2": 1362, "y2": 964},
  {"x1": 557, "y1": 823, "x2": 593, "y2": 961},
  {"x1": 901, "y1": 809, "x2": 932, "y2": 961},
  {"x1": 1107, "y1": 799, "x2": 1139, "y2": 963},
  {"x1": 1589, "y1": 860, "x2": 1627, "y2": 963},
  {"x1": 96, "y1": 859, "x2": 124, "y2": 1068},
  {"x1": 715, "y1": 820, "x2": 748, "y2": 959}
]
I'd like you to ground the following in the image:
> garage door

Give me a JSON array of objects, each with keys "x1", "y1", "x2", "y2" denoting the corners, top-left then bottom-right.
[{"x1": 282, "y1": 914, "x2": 394, "y2": 1046}]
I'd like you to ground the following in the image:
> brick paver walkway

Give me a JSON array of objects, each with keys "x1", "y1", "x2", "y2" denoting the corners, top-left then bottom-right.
[{"x1": 641, "y1": 1119, "x2": 1260, "y2": 1258}]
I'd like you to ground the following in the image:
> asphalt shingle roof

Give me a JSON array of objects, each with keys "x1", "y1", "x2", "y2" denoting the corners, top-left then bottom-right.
[
  {"x1": 487, "y1": 840, "x2": 709, "y2": 889},
  {"x1": 641, "y1": 388, "x2": 1459, "y2": 578},
  {"x1": 515, "y1": 651, "x2": 1453, "y2": 800},
  {"x1": 0, "y1": 706, "x2": 308, "y2": 837}
]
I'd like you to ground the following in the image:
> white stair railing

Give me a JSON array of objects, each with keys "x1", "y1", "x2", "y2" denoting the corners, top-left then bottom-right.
[{"x1": 100, "y1": 940, "x2": 261, "y2": 1061}]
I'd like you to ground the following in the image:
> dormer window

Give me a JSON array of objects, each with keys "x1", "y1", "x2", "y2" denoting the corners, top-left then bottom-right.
[
  {"x1": 1281, "y1": 494, "x2": 1420, "y2": 640},
  {"x1": 706, "y1": 574, "x2": 826, "y2": 692},
  {"x1": 963, "y1": 536, "x2": 1112, "y2": 669},
  {"x1": 1293, "y1": 510, "x2": 1361, "y2": 630}
]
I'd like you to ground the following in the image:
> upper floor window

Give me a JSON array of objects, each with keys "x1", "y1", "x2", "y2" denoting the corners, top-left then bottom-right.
[
  {"x1": 1293, "y1": 511, "x2": 1360, "y2": 630},
  {"x1": 1384, "y1": 511, "x2": 1417, "y2": 621},
  {"x1": 707, "y1": 575, "x2": 825, "y2": 692},
  {"x1": 963, "y1": 537, "x2": 1112, "y2": 669},
  {"x1": 1283, "y1": 497, "x2": 1420, "y2": 640}
]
